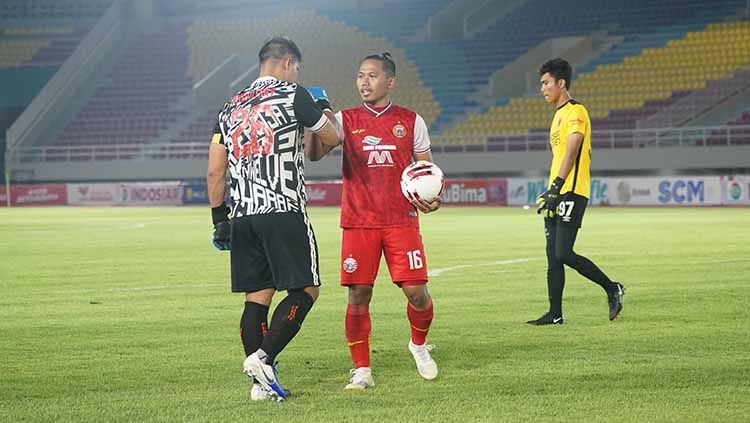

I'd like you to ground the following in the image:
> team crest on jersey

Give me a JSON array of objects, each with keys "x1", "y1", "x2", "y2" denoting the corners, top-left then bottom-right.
[
  {"x1": 362, "y1": 135, "x2": 381, "y2": 146},
  {"x1": 343, "y1": 257, "x2": 358, "y2": 273},
  {"x1": 392, "y1": 123, "x2": 406, "y2": 138}
]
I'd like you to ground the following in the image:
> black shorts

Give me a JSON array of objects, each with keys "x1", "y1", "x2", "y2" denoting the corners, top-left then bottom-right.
[
  {"x1": 230, "y1": 212, "x2": 321, "y2": 293},
  {"x1": 546, "y1": 192, "x2": 588, "y2": 228}
]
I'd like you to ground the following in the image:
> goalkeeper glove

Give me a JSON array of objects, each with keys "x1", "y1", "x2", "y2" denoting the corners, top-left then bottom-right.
[
  {"x1": 536, "y1": 176, "x2": 565, "y2": 218},
  {"x1": 307, "y1": 86, "x2": 332, "y2": 112},
  {"x1": 211, "y1": 203, "x2": 231, "y2": 251}
]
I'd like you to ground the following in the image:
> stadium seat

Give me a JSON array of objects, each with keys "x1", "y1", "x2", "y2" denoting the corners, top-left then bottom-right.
[{"x1": 438, "y1": 20, "x2": 750, "y2": 145}]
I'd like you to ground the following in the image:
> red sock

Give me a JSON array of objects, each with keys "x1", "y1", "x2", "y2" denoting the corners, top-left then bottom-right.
[
  {"x1": 345, "y1": 304, "x2": 371, "y2": 368},
  {"x1": 407, "y1": 298, "x2": 433, "y2": 345}
]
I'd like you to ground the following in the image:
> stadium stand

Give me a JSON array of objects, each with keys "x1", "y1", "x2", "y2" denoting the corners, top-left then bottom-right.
[
  {"x1": 0, "y1": 0, "x2": 112, "y2": 20},
  {"x1": 179, "y1": 9, "x2": 440, "y2": 144},
  {"x1": 407, "y1": 0, "x2": 746, "y2": 131},
  {"x1": 0, "y1": 1, "x2": 110, "y2": 150},
  {"x1": 440, "y1": 20, "x2": 750, "y2": 144},
  {"x1": 637, "y1": 69, "x2": 750, "y2": 129},
  {"x1": 309, "y1": 0, "x2": 450, "y2": 43},
  {"x1": 4, "y1": 0, "x2": 749, "y2": 163},
  {"x1": 708, "y1": 110, "x2": 750, "y2": 145},
  {"x1": 53, "y1": 25, "x2": 191, "y2": 146}
]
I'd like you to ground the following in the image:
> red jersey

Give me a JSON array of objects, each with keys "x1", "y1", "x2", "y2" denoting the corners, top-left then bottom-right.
[{"x1": 334, "y1": 102, "x2": 432, "y2": 228}]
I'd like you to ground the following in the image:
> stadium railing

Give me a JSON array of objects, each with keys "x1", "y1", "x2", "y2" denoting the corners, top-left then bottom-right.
[
  {"x1": 6, "y1": 125, "x2": 750, "y2": 163},
  {"x1": 637, "y1": 70, "x2": 750, "y2": 129}
]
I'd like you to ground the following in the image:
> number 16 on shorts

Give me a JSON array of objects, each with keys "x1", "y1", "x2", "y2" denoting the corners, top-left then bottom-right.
[{"x1": 407, "y1": 250, "x2": 423, "y2": 270}]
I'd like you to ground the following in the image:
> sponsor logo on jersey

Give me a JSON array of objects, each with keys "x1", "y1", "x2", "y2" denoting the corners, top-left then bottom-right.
[
  {"x1": 362, "y1": 135, "x2": 381, "y2": 146},
  {"x1": 392, "y1": 123, "x2": 406, "y2": 138},
  {"x1": 343, "y1": 257, "x2": 358, "y2": 273},
  {"x1": 367, "y1": 150, "x2": 394, "y2": 167},
  {"x1": 351, "y1": 129, "x2": 365, "y2": 135}
]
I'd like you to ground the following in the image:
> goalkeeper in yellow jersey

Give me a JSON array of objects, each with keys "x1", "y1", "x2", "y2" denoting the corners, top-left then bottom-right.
[{"x1": 527, "y1": 58, "x2": 624, "y2": 325}]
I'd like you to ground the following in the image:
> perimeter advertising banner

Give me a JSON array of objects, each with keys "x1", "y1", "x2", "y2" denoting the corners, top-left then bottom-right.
[
  {"x1": 183, "y1": 182, "x2": 210, "y2": 205},
  {"x1": 118, "y1": 182, "x2": 183, "y2": 206},
  {"x1": 606, "y1": 176, "x2": 721, "y2": 206},
  {"x1": 305, "y1": 179, "x2": 508, "y2": 207},
  {"x1": 306, "y1": 182, "x2": 343, "y2": 206},
  {"x1": 0, "y1": 189, "x2": 7, "y2": 207},
  {"x1": 720, "y1": 175, "x2": 750, "y2": 205},
  {"x1": 508, "y1": 176, "x2": 722, "y2": 206},
  {"x1": 508, "y1": 178, "x2": 610, "y2": 206},
  {"x1": 67, "y1": 183, "x2": 119, "y2": 206},
  {"x1": 10, "y1": 184, "x2": 67, "y2": 206},
  {"x1": 442, "y1": 178, "x2": 508, "y2": 206}
]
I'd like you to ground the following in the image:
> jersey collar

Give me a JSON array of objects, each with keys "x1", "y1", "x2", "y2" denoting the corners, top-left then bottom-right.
[
  {"x1": 557, "y1": 98, "x2": 579, "y2": 110},
  {"x1": 362, "y1": 101, "x2": 393, "y2": 117},
  {"x1": 254, "y1": 76, "x2": 278, "y2": 84}
]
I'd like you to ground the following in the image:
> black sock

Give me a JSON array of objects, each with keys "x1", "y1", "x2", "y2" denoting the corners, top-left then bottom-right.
[
  {"x1": 259, "y1": 290, "x2": 315, "y2": 363},
  {"x1": 547, "y1": 264, "x2": 565, "y2": 317},
  {"x1": 545, "y1": 219, "x2": 565, "y2": 317},
  {"x1": 240, "y1": 301, "x2": 269, "y2": 357},
  {"x1": 555, "y1": 225, "x2": 615, "y2": 292},
  {"x1": 565, "y1": 253, "x2": 615, "y2": 291}
]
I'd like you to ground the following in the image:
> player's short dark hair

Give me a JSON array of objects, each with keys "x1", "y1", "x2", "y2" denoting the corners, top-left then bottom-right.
[
  {"x1": 259, "y1": 36, "x2": 302, "y2": 65},
  {"x1": 539, "y1": 58, "x2": 572, "y2": 90},
  {"x1": 360, "y1": 52, "x2": 396, "y2": 77}
]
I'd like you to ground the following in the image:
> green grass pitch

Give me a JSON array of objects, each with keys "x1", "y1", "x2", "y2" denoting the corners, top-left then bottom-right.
[{"x1": 2, "y1": 206, "x2": 749, "y2": 422}]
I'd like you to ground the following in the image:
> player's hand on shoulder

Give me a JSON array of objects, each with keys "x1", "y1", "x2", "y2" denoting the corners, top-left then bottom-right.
[
  {"x1": 211, "y1": 203, "x2": 231, "y2": 251},
  {"x1": 307, "y1": 86, "x2": 332, "y2": 111}
]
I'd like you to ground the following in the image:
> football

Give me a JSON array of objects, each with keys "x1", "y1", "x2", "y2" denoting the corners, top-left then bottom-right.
[{"x1": 400, "y1": 160, "x2": 445, "y2": 203}]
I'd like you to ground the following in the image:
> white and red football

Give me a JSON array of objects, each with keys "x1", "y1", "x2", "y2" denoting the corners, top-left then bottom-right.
[{"x1": 400, "y1": 160, "x2": 445, "y2": 203}]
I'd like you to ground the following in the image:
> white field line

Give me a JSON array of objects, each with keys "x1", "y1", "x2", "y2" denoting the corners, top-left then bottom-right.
[
  {"x1": 428, "y1": 257, "x2": 541, "y2": 277},
  {"x1": 427, "y1": 252, "x2": 621, "y2": 277}
]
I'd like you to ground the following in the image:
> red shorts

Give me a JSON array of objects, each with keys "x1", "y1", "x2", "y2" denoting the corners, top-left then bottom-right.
[{"x1": 340, "y1": 226, "x2": 428, "y2": 286}]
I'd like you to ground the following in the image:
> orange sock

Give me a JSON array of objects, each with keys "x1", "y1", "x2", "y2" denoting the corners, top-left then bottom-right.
[
  {"x1": 345, "y1": 304, "x2": 371, "y2": 368},
  {"x1": 407, "y1": 298, "x2": 433, "y2": 345}
]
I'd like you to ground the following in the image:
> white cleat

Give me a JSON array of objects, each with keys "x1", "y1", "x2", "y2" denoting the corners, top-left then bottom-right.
[
  {"x1": 345, "y1": 367, "x2": 374, "y2": 390},
  {"x1": 250, "y1": 383, "x2": 272, "y2": 401},
  {"x1": 408, "y1": 341, "x2": 438, "y2": 380},
  {"x1": 243, "y1": 352, "x2": 288, "y2": 401}
]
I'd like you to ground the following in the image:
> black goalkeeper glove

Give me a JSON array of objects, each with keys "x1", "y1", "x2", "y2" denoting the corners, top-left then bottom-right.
[
  {"x1": 211, "y1": 203, "x2": 231, "y2": 251},
  {"x1": 536, "y1": 176, "x2": 566, "y2": 218}
]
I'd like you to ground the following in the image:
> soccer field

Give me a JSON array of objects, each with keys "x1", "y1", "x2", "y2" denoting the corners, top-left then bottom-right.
[{"x1": 2, "y1": 206, "x2": 749, "y2": 422}]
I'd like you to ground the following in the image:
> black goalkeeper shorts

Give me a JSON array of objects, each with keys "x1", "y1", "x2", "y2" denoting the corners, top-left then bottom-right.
[
  {"x1": 546, "y1": 192, "x2": 588, "y2": 228},
  {"x1": 230, "y1": 211, "x2": 321, "y2": 293}
]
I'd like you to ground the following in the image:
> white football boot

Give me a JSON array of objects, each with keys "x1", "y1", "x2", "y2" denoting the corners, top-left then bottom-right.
[
  {"x1": 243, "y1": 352, "x2": 289, "y2": 401},
  {"x1": 408, "y1": 341, "x2": 438, "y2": 380},
  {"x1": 250, "y1": 382, "x2": 271, "y2": 401},
  {"x1": 344, "y1": 367, "x2": 374, "y2": 390}
]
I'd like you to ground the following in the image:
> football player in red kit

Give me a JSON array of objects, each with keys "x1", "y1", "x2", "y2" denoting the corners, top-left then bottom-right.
[{"x1": 307, "y1": 52, "x2": 441, "y2": 390}]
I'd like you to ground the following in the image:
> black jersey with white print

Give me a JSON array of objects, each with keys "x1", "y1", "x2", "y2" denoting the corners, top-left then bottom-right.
[{"x1": 212, "y1": 76, "x2": 328, "y2": 217}]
